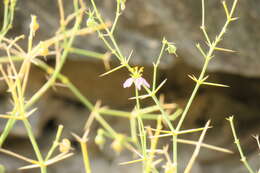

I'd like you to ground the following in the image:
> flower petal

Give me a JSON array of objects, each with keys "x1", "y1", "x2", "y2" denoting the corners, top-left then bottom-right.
[
  {"x1": 141, "y1": 77, "x2": 150, "y2": 88},
  {"x1": 134, "y1": 77, "x2": 143, "y2": 90},
  {"x1": 123, "y1": 78, "x2": 134, "y2": 88}
]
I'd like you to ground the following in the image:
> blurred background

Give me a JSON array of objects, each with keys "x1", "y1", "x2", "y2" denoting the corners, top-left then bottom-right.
[{"x1": 0, "y1": 0, "x2": 260, "y2": 172}]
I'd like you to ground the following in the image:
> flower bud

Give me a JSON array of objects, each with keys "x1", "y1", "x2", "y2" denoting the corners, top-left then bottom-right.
[
  {"x1": 95, "y1": 129, "x2": 106, "y2": 149},
  {"x1": 39, "y1": 42, "x2": 49, "y2": 57},
  {"x1": 30, "y1": 15, "x2": 39, "y2": 36},
  {"x1": 163, "y1": 38, "x2": 178, "y2": 57},
  {"x1": 86, "y1": 18, "x2": 97, "y2": 28},
  {"x1": 86, "y1": 11, "x2": 98, "y2": 28},
  {"x1": 111, "y1": 134, "x2": 125, "y2": 154},
  {"x1": 164, "y1": 163, "x2": 176, "y2": 173},
  {"x1": 166, "y1": 43, "x2": 177, "y2": 56},
  {"x1": 118, "y1": 0, "x2": 126, "y2": 11},
  {"x1": 59, "y1": 138, "x2": 71, "y2": 153}
]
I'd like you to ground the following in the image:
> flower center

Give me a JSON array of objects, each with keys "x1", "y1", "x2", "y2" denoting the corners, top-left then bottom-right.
[{"x1": 130, "y1": 66, "x2": 144, "y2": 79}]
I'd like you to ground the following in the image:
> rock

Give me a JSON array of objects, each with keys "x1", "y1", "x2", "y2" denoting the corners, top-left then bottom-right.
[
  {"x1": 13, "y1": 0, "x2": 173, "y2": 69},
  {"x1": 0, "y1": 1, "x2": 260, "y2": 173},
  {"x1": 14, "y1": 0, "x2": 260, "y2": 77},
  {"x1": 117, "y1": 0, "x2": 260, "y2": 77}
]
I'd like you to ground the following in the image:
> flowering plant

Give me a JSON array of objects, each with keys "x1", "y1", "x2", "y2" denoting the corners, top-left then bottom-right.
[
  {"x1": 0, "y1": 0, "x2": 256, "y2": 173},
  {"x1": 123, "y1": 67, "x2": 150, "y2": 90}
]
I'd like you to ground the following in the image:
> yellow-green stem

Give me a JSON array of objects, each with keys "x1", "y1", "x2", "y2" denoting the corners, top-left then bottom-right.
[
  {"x1": 23, "y1": 119, "x2": 46, "y2": 173},
  {"x1": 228, "y1": 117, "x2": 254, "y2": 173},
  {"x1": 80, "y1": 142, "x2": 92, "y2": 173}
]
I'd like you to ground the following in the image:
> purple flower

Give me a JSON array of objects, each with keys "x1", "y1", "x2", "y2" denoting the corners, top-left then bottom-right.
[{"x1": 123, "y1": 77, "x2": 150, "y2": 90}]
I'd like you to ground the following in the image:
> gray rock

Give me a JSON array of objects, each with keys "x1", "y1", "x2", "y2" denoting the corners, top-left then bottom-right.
[
  {"x1": 15, "y1": 0, "x2": 173, "y2": 68},
  {"x1": 15, "y1": 0, "x2": 260, "y2": 77},
  {"x1": 0, "y1": 1, "x2": 259, "y2": 173},
  {"x1": 116, "y1": 0, "x2": 260, "y2": 77}
]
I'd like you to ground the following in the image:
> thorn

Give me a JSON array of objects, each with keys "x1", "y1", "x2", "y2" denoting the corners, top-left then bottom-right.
[
  {"x1": 230, "y1": 17, "x2": 239, "y2": 21},
  {"x1": 201, "y1": 75, "x2": 209, "y2": 82},
  {"x1": 99, "y1": 64, "x2": 124, "y2": 77},
  {"x1": 128, "y1": 94, "x2": 150, "y2": 100},
  {"x1": 208, "y1": 55, "x2": 214, "y2": 60},
  {"x1": 119, "y1": 158, "x2": 145, "y2": 165},
  {"x1": 196, "y1": 43, "x2": 207, "y2": 58},
  {"x1": 71, "y1": 132, "x2": 83, "y2": 143},
  {"x1": 126, "y1": 50, "x2": 134, "y2": 63},
  {"x1": 202, "y1": 81, "x2": 230, "y2": 87},
  {"x1": 215, "y1": 47, "x2": 236, "y2": 53},
  {"x1": 226, "y1": 116, "x2": 234, "y2": 121},
  {"x1": 154, "y1": 79, "x2": 167, "y2": 93},
  {"x1": 222, "y1": 1, "x2": 230, "y2": 19},
  {"x1": 188, "y1": 74, "x2": 197, "y2": 82},
  {"x1": 26, "y1": 108, "x2": 38, "y2": 118}
]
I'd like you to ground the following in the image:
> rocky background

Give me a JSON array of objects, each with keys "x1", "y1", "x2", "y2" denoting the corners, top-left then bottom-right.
[{"x1": 0, "y1": 0, "x2": 260, "y2": 172}]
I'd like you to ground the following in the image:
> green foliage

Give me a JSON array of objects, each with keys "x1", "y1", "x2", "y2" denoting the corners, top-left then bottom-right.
[
  {"x1": 0, "y1": 0, "x2": 257, "y2": 173},
  {"x1": 0, "y1": 164, "x2": 5, "y2": 173}
]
